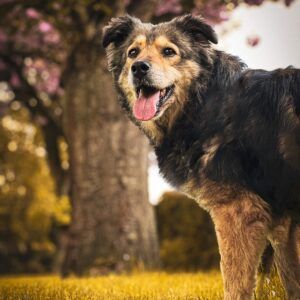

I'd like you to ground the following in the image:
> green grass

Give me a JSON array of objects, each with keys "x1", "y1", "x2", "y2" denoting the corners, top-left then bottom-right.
[{"x1": 0, "y1": 271, "x2": 284, "y2": 300}]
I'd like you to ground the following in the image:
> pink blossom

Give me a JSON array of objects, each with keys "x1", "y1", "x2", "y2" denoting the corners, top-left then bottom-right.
[
  {"x1": 14, "y1": 32, "x2": 40, "y2": 49},
  {"x1": 25, "y1": 59, "x2": 61, "y2": 95},
  {"x1": 38, "y1": 21, "x2": 53, "y2": 33},
  {"x1": 43, "y1": 32, "x2": 60, "y2": 44},
  {"x1": 0, "y1": 30, "x2": 7, "y2": 42},
  {"x1": 26, "y1": 8, "x2": 40, "y2": 19},
  {"x1": 155, "y1": 0, "x2": 182, "y2": 16},
  {"x1": 57, "y1": 87, "x2": 64, "y2": 96},
  {"x1": 10, "y1": 73, "x2": 21, "y2": 88},
  {"x1": 285, "y1": 0, "x2": 295, "y2": 6},
  {"x1": 45, "y1": 76, "x2": 60, "y2": 94},
  {"x1": 35, "y1": 115, "x2": 48, "y2": 126},
  {"x1": 247, "y1": 35, "x2": 261, "y2": 47},
  {"x1": 244, "y1": 0, "x2": 264, "y2": 5},
  {"x1": 52, "y1": 2, "x2": 62, "y2": 10},
  {"x1": 192, "y1": 0, "x2": 230, "y2": 24}
]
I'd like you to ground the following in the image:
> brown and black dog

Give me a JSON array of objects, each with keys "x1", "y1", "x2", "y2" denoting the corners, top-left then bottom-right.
[{"x1": 102, "y1": 15, "x2": 300, "y2": 299}]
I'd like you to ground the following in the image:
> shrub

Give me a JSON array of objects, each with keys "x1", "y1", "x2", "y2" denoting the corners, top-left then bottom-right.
[{"x1": 156, "y1": 191, "x2": 219, "y2": 271}]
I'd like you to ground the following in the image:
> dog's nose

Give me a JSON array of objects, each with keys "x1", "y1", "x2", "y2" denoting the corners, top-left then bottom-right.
[{"x1": 131, "y1": 61, "x2": 150, "y2": 79}]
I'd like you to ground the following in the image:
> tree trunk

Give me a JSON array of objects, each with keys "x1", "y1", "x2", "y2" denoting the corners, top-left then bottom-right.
[{"x1": 61, "y1": 42, "x2": 159, "y2": 276}]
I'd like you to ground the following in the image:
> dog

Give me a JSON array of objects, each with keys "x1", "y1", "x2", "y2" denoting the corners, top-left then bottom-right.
[{"x1": 102, "y1": 14, "x2": 300, "y2": 299}]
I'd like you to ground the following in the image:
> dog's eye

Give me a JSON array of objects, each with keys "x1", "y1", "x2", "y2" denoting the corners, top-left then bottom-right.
[
  {"x1": 162, "y1": 48, "x2": 176, "y2": 57},
  {"x1": 128, "y1": 48, "x2": 140, "y2": 58}
]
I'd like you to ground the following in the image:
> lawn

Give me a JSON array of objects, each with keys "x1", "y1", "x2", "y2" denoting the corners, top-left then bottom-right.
[{"x1": 0, "y1": 271, "x2": 284, "y2": 300}]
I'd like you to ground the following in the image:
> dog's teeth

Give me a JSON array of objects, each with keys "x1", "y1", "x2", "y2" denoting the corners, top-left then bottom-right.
[{"x1": 161, "y1": 89, "x2": 166, "y2": 97}]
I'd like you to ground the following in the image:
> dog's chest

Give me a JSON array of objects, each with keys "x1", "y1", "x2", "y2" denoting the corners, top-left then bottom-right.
[
  {"x1": 154, "y1": 140, "x2": 233, "y2": 210},
  {"x1": 154, "y1": 133, "x2": 205, "y2": 188}
]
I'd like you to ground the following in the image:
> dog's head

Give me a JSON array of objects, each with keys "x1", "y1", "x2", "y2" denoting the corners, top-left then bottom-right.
[{"x1": 102, "y1": 14, "x2": 217, "y2": 133}]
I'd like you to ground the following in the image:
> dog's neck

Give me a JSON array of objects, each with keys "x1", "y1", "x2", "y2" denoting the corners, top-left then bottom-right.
[
  {"x1": 209, "y1": 50, "x2": 247, "y2": 90},
  {"x1": 151, "y1": 51, "x2": 247, "y2": 187}
]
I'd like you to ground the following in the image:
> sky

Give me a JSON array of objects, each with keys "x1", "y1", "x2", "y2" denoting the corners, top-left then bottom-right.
[{"x1": 148, "y1": 0, "x2": 300, "y2": 205}]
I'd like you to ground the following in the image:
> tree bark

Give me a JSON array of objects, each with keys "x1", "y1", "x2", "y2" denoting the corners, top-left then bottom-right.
[{"x1": 61, "y1": 42, "x2": 159, "y2": 275}]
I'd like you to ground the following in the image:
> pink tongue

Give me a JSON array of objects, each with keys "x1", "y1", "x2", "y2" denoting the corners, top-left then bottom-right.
[{"x1": 133, "y1": 90, "x2": 160, "y2": 121}]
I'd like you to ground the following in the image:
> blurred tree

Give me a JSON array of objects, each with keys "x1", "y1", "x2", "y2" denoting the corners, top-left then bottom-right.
[
  {"x1": 0, "y1": 0, "x2": 160, "y2": 275},
  {"x1": 0, "y1": 0, "x2": 294, "y2": 275},
  {"x1": 156, "y1": 192, "x2": 219, "y2": 271}
]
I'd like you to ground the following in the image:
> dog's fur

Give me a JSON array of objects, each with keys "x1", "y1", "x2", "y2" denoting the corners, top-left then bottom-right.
[{"x1": 103, "y1": 15, "x2": 300, "y2": 299}]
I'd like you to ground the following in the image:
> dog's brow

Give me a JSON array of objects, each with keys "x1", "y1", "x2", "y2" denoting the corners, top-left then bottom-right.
[
  {"x1": 129, "y1": 35, "x2": 147, "y2": 49},
  {"x1": 154, "y1": 36, "x2": 179, "y2": 53}
]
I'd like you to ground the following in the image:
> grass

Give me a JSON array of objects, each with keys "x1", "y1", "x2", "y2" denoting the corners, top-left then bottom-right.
[{"x1": 0, "y1": 271, "x2": 285, "y2": 300}]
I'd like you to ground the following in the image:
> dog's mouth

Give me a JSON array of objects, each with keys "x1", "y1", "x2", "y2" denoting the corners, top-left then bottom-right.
[{"x1": 133, "y1": 85, "x2": 175, "y2": 121}]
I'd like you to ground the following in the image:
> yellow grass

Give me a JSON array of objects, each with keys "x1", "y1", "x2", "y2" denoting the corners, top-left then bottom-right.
[{"x1": 0, "y1": 271, "x2": 284, "y2": 300}]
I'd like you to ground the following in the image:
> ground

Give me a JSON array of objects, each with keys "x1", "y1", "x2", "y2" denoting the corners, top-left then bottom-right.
[{"x1": 0, "y1": 271, "x2": 284, "y2": 300}]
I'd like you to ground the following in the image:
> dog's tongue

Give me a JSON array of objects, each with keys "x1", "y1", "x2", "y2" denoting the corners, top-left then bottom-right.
[{"x1": 133, "y1": 90, "x2": 160, "y2": 121}]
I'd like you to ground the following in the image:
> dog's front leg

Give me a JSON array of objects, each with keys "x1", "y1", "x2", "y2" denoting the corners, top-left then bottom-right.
[{"x1": 210, "y1": 195, "x2": 271, "y2": 300}]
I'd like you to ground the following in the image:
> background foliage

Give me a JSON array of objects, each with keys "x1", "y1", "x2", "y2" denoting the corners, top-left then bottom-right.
[{"x1": 0, "y1": 107, "x2": 70, "y2": 273}]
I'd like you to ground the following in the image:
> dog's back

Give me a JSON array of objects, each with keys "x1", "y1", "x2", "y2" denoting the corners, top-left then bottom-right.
[
  {"x1": 208, "y1": 64, "x2": 300, "y2": 216},
  {"x1": 246, "y1": 67, "x2": 300, "y2": 208}
]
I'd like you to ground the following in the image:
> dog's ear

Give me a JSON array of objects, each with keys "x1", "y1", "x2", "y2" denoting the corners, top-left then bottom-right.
[
  {"x1": 172, "y1": 14, "x2": 218, "y2": 44},
  {"x1": 102, "y1": 15, "x2": 137, "y2": 48}
]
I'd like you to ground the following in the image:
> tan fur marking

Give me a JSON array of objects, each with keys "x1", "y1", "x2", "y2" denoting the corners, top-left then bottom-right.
[
  {"x1": 154, "y1": 36, "x2": 179, "y2": 52},
  {"x1": 212, "y1": 195, "x2": 270, "y2": 300},
  {"x1": 127, "y1": 35, "x2": 146, "y2": 54},
  {"x1": 141, "y1": 121, "x2": 163, "y2": 144},
  {"x1": 181, "y1": 178, "x2": 241, "y2": 210},
  {"x1": 201, "y1": 136, "x2": 221, "y2": 167},
  {"x1": 278, "y1": 133, "x2": 300, "y2": 168},
  {"x1": 118, "y1": 67, "x2": 136, "y2": 105},
  {"x1": 153, "y1": 36, "x2": 181, "y2": 64}
]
